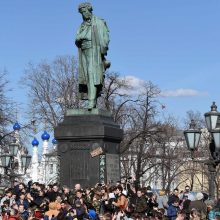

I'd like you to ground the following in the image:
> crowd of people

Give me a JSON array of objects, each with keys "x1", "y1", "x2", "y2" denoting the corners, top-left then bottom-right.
[{"x1": 0, "y1": 180, "x2": 220, "y2": 220}]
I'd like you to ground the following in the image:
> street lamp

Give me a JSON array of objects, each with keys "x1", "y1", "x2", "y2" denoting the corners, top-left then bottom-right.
[
  {"x1": 9, "y1": 143, "x2": 19, "y2": 157},
  {"x1": 0, "y1": 154, "x2": 11, "y2": 167},
  {"x1": 21, "y1": 155, "x2": 32, "y2": 171},
  {"x1": 204, "y1": 102, "x2": 220, "y2": 131},
  {"x1": 184, "y1": 102, "x2": 220, "y2": 200},
  {"x1": 0, "y1": 141, "x2": 32, "y2": 186},
  {"x1": 184, "y1": 119, "x2": 201, "y2": 153}
]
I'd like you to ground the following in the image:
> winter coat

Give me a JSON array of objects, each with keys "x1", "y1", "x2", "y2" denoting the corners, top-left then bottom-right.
[
  {"x1": 208, "y1": 210, "x2": 220, "y2": 220},
  {"x1": 16, "y1": 199, "x2": 29, "y2": 210},
  {"x1": 167, "y1": 204, "x2": 179, "y2": 220},
  {"x1": 134, "y1": 196, "x2": 148, "y2": 213},
  {"x1": 19, "y1": 211, "x2": 29, "y2": 220},
  {"x1": 189, "y1": 200, "x2": 207, "y2": 220}
]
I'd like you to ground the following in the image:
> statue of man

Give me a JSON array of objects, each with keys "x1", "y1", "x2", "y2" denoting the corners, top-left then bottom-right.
[{"x1": 75, "y1": 2, "x2": 110, "y2": 110}]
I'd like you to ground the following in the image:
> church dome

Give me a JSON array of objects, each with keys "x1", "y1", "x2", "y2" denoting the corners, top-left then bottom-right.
[
  {"x1": 32, "y1": 137, "x2": 39, "y2": 146},
  {"x1": 52, "y1": 138, "x2": 58, "y2": 145},
  {"x1": 13, "y1": 122, "x2": 21, "y2": 131},
  {"x1": 41, "y1": 131, "x2": 50, "y2": 141}
]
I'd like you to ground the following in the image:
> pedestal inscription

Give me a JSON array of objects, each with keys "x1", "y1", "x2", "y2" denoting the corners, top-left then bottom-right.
[{"x1": 106, "y1": 154, "x2": 120, "y2": 184}]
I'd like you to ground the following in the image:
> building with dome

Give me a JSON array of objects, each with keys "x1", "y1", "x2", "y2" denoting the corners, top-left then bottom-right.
[
  {"x1": 0, "y1": 122, "x2": 60, "y2": 185},
  {"x1": 30, "y1": 131, "x2": 60, "y2": 185},
  {"x1": 0, "y1": 122, "x2": 33, "y2": 185}
]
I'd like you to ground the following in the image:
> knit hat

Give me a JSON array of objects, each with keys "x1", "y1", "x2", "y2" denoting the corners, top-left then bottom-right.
[
  {"x1": 196, "y1": 192, "x2": 204, "y2": 200},
  {"x1": 88, "y1": 209, "x2": 97, "y2": 219}
]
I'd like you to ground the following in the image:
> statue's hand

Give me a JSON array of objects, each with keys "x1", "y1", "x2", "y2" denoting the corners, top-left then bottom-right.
[
  {"x1": 101, "y1": 46, "x2": 108, "y2": 55},
  {"x1": 75, "y1": 39, "x2": 81, "y2": 48}
]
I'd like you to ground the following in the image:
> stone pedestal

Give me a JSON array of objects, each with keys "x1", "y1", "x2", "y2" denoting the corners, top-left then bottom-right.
[{"x1": 54, "y1": 109, "x2": 123, "y2": 187}]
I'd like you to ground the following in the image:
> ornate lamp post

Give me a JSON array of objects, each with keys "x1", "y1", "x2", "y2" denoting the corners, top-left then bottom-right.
[
  {"x1": 0, "y1": 141, "x2": 32, "y2": 186},
  {"x1": 21, "y1": 154, "x2": 32, "y2": 171},
  {"x1": 0, "y1": 154, "x2": 11, "y2": 167},
  {"x1": 184, "y1": 102, "x2": 220, "y2": 200},
  {"x1": 184, "y1": 119, "x2": 201, "y2": 158}
]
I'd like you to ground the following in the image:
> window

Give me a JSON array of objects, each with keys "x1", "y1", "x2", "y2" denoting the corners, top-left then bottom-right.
[{"x1": 49, "y1": 164, "x2": 53, "y2": 174}]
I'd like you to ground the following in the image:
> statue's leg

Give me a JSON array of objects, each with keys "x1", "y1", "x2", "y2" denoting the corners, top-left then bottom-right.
[{"x1": 85, "y1": 49, "x2": 97, "y2": 109}]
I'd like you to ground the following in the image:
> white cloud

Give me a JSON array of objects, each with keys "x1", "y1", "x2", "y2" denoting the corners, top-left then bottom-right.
[
  {"x1": 124, "y1": 75, "x2": 145, "y2": 88},
  {"x1": 120, "y1": 75, "x2": 145, "y2": 95},
  {"x1": 161, "y1": 89, "x2": 208, "y2": 97},
  {"x1": 118, "y1": 76, "x2": 208, "y2": 98}
]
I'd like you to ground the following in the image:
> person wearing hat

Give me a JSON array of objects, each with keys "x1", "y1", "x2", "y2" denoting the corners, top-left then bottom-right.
[
  {"x1": 88, "y1": 209, "x2": 99, "y2": 220},
  {"x1": 188, "y1": 192, "x2": 207, "y2": 220},
  {"x1": 157, "y1": 189, "x2": 168, "y2": 216},
  {"x1": 74, "y1": 199, "x2": 87, "y2": 220}
]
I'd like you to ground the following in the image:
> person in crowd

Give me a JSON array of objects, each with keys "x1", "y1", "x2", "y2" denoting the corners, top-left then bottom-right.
[
  {"x1": 176, "y1": 210, "x2": 186, "y2": 220},
  {"x1": 3, "y1": 208, "x2": 20, "y2": 220},
  {"x1": 12, "y1": 180, "x2": 20, "y2": 198},
  {"x1": 168, "y1": 188, "x2": 179, "y2": 206},
  {"x1": 1, "y1": 199, "x2": 11, "y2": 220},
  {"x1": 84, "y1": 187, "x2": 95, "y2": 210},
  {"x1": 167, "y1": 198, "x2": 180, "y2": 220},
  {"x1": 16, "y1": 193, "x2": 29, "y2": 210},
  {"x1": 132, "y1": 189, "x2": 148, "y2": 216},
  {"x1": 180, "y1": 185, "x2": 195, "y2": 202},
  {"x1": 188, "y1": 192, "x2": 207, "y2": 220},
  {"x1": 102, "y1": 212, "x2": 112, "y2": 220},
  {"x1": 190, "y1": 208, "x2": 201, "y2": 220},
  {"x1": 147, "y1": 193, "x2": 158, "y2": 216},
  {"x1": 46, "y1": 185, "x2": 61, "y2": 202},
  {"x1": 44, "y1": 202, "x2": 60, "y2": 220},
  {"x1": 18, "y1": 204, "x2": 29, "y2": 220},
  {"x1": 1, "y1": 190, "x2": 14, "y2": 207},
  {"x1": 181, "y1": 195, "x2": 191, "y2": 220},
  {"x1": 112, "y1": 186, "x2": 128, "y2": 212},
  {"x1": 104, "y1": 187, "x2": 116, "y2": 214},
  {"x1": 88, "y1": 209, "x2": 99, "y2": 220},
  {"x1": 74, "y1": 184, "x2": 82, "y2": 192},
  {"x1": 99, "y1": 186, "x2": 109, "y2": 215},
  {"x1": 61, "y1": 186, "x2": 74, "y2": 206},
  {"x1": 157, "y1": 189, "x2": 168, "y2": 216},
  {"x1": 208, "y1": 200, "x2": 220, "y2": 220},
  {"x1": 145, "y1": 186, "x2": 153, "y2": 199},
  {"x1": 57, "y1": 200, "x2": 70, "y2": 220},
  {"x1": 73, "y1": 199, "x2": 88, "y2": 220},
  {"x1": 17, "y1": 184, "x2": 26, "y2": 198}
]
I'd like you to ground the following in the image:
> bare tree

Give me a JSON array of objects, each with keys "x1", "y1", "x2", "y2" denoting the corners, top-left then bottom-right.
[
  {"x1": 120, "y1": 81, "x2": 163, "y2": 186},
  {"x1": 22, "y1": 55, "x2": 80, "y2": 130},
  {"x1": 183, "y1": 110, "x2": 205, "y2": 129},
  {"x1": 0, "y1": 69, "x2": 17, "y2": 147}
]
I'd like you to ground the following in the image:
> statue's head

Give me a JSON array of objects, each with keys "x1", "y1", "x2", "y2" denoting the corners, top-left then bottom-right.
[{"x1": 78, "y1": 2, "x2": 93, "y2": 20}]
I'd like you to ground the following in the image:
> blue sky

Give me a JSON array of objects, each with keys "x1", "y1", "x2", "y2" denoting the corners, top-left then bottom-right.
[{"x1": 0, "y1": 0, "x2": 220, "y2": 132}]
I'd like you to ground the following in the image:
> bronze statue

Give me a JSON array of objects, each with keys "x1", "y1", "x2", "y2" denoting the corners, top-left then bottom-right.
[{"x1": 75, "y1": 2, "x2": 110, "y2": 110}]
